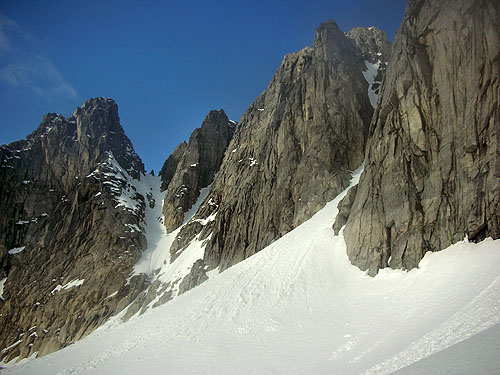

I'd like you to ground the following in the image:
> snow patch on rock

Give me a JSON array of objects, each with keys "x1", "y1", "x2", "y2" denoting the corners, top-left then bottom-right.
[{"x1": 362, "y1": 60, "x2": 381, "y2": 108}]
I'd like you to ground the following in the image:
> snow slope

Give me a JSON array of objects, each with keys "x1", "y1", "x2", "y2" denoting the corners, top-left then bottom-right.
[
  {"x1": 391, "y1": 323, "x2": 500, "y2": 375},
  {"x1": 130, "y1": 175, "x2": 212, "y2": 304},
  {"x1": 4, "y1": 167, "x2": 500, "y2": 374}
]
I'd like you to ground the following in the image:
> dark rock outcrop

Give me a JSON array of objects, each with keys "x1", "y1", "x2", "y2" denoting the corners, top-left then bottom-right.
[
  {"x1": 160, "y1": 110, "x2": 235, "y2": 232},
  {"x1": 172, "y1": 20, "x2": 387, "y2": 274},
  {"x1": 0, "y1": 98, "x2": 149, "y2": 361},
  {"x1": 341, "y1": 0, "x2": 500, "y2": 275}
]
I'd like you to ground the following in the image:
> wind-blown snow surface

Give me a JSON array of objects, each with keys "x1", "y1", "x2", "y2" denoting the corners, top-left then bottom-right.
[{"x1": 4, "y1": 167, "x2": 500, "y2": 374}]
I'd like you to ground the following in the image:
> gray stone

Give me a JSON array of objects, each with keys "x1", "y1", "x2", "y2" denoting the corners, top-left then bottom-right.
[
  {"x1": 160, "y1": 110, "x2": 235, "y2": 232},
  {"x1": 0, "y1": 98, "x2": 149, "y2": 361},
  {"x1": 159, "y1": 142, "x2": 187, "y2": 191},
  {"x1": 181, "y1": 20, "x2": 385, "y2": 274},
  {"x1": 178, "y1": 259, "x2": 209, "y2": 295},
  {"x1": 333, "y1": 185, "x2": 358, "y2": 235},
  {"x1": 342, "y1": 0, "x2": 500, "y2": 275}
]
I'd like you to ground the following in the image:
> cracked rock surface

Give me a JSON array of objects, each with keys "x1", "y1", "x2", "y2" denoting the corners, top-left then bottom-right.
[
  {"x1": 177, "y1": 21, "x2": 387, "y2": 273},
  {"x1": 0, "y1": 98, "x2": 148, "y2": 361},
  {"x1": 160, "y1": 110, "x2": 235, "y2": 233},
  {"x1": 342, "y1": 0, "x2": 500, "y2": 275}
]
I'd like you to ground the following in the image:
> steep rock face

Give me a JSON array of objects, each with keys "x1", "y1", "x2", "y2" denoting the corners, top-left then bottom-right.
[
  {"x1": 172, "y1": 20, "x2": 384, "y2": 274},
  {"x1": 159, "y1": 142, "x2": 187, "y2": 191},
  {"x1": 160, "y1": 110, "x2": 235, "y2": 232},
  {"x1": 115, "y1": 112, "x2": 235, "y2": 318},
  {"x1": 347, "y1": 27, "x2": 392, "y2": 64},
  {"x1": 0, "y1": 98, "x2": 149, "y2": 361},
  {"x1": 342, "y1": 0, "x2": 500, "y2": 275},
  {"x1": 347, "y1": 27, "x2": 392, "y2": 100}
]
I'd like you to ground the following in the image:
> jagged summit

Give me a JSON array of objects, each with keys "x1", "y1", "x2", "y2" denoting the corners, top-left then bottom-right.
[
  {"x1": 313, "y1": 20, "x2": 364, "y2": 65},
  {"x1": 0, "y1": 98, "x2": 149, "y2": 361},
  {"x1": 346, "y1": 26, "x2": 392, "y2": 63},
  {"x1": 26, "y1": 98, "x2": 120, "y2": 140},
  {"x1": 160, "y1": 108, "x2": 234, "y2": 232}
]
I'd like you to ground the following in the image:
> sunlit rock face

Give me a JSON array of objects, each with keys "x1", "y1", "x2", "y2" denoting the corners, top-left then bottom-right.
[
  {"x1": 177, "y1": 20, "x2": 389, "y2": 274},
  {"x1": 160, "y1": 109, "x2": 235, "y2": 233},
  {"x1": 342, "y1": 0, "x2": 500, "y2": 275}
]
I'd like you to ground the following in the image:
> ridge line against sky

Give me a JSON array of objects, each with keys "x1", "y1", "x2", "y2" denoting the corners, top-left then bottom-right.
[{"x1": 0, "y1": 0, "x2": 407, "y2": 171}]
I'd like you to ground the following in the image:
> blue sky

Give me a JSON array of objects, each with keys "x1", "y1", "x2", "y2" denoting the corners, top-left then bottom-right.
[{"x1": 0, "y1": 0, "x2": 407, "y2": 172}]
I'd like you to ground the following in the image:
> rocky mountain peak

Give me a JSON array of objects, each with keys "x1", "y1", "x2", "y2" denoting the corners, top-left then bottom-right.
[
  {"x1": 78, "y1": 96, "x2": 117, "y2": 112},
  {"x1": 313, "y1": 20, "x2": 362, "y2": 64},
  {"x1": 346, "y1": 26, "x2": 392, "y2": 63},
  {"x1": 0, "y1": 98, "x2": 150, "y2": 361},
  {"x1": 72, "y1": 97, "x2": 120, "y2": 138},
  {"x1": 314, "y1": 19, "x2": 345, "y2": 44},
  {"x1": 204, "y1": 109, "x2": 235, "y2": 127},
  {"x1": 160, "y1": 108, "x2": 235, "y2": 232},
  {"x1": 74, "y1": 97, "x2": 145, "y2": 180},
  {"x1": 163, "y1": 17, "x2": 376, "y2": 276}
]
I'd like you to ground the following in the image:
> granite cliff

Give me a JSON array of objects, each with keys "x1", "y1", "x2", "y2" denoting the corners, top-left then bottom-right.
[
  {"x1": 0, "y1": 98, "x2": 150, "y2": 360},
  {"x1": 166, "y1": 21, "x2": 390, "y2": 279},
  {"x1": 3, "y1": 1, "x2": 497, "y2": 363},
  {"x1": 340, "y1": 0, "x2": 500, "y2": 275}
]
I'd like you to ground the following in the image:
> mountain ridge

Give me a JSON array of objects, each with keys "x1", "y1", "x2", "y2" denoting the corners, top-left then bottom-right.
[
  {"x1": 0, "y1": 97, "x2": 150, "y2": 360},
  {"x1": 1, "y1": 0, "x2": 499, "y2": 367},
  {"x1": 0, "y1": 21, "x2": 390, "y2": 360}
]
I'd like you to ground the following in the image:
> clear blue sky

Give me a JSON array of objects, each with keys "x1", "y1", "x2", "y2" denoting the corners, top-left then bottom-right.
[{"x1": 0, "y1": 0, "x2": 407, "y2": 172}]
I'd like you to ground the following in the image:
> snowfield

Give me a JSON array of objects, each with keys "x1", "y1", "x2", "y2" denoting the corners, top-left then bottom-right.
[{"x1": 4, "y1": 167, "x2": 500, "y2": 374}]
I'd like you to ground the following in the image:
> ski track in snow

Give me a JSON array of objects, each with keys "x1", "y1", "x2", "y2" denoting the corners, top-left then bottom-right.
[{"x1": 4, "y1": 165, "x2": 500, "y2": 374}]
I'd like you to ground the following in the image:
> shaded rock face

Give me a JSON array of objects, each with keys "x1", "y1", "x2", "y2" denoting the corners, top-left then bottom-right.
[
  {"x1": 159, "y1": 142, "x2": 187, "y2": 191},
  {"x1": 347, "y1": 27, "x2": 392, "y2": 99},
  {"x1": 160, "y1": 110, "x2": 235, "y2": 232},
  {"x1": 0, "y1": 98, "x2": 149, "y2": 361},
  {"x1": 347, "y1": 27, "x2": 392, "y2": 64},
  {"x1": 171, "y1": 20, "x2": 387, "y2": 274},
  {"x1": 342, "y1": 0, "x2": 500, "y2": 275}
]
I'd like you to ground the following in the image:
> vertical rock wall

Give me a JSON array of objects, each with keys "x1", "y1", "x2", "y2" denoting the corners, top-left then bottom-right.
[
  {"x1": 160, "y1": 110, "x2": 235, "y2": 232},
  {"x1": 178, "y1": 21, "x2": 389, "y2": 273},
  {"x1": 342, "y1": 0, "x2": 500, "y2": 275},
  {"x1": 0, "y1": 98, "x2": 149, "y2": 361}
]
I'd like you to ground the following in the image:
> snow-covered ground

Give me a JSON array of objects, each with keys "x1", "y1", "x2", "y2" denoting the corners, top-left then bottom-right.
[
  {"x1": 362, "y1": 60, "x2": 381, "y2": 108},
  {"x1": 4, "y1": 167, "x2": 500, "y2": 374},
  {"x1": 130, "y1": 174, "x2": 213, "y2": 304},
  {"x1": 390, "y1": 323, "x2": 500, "y2": 375}
]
